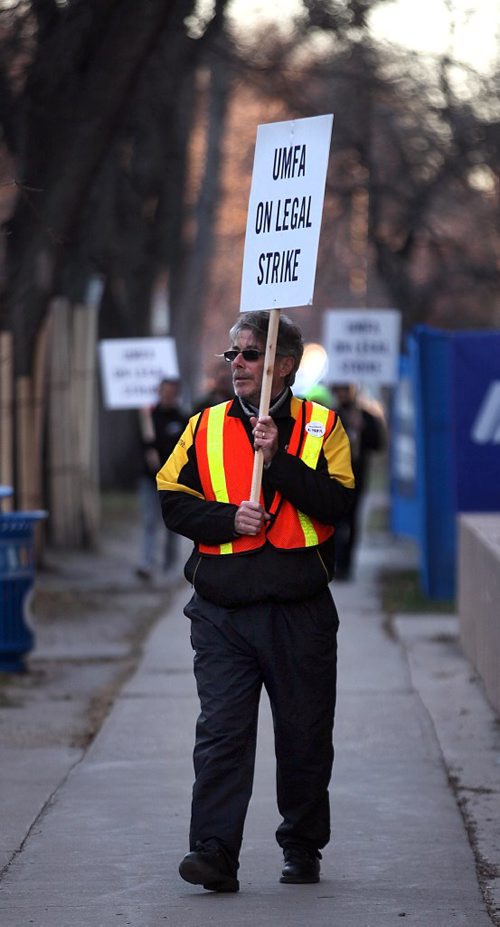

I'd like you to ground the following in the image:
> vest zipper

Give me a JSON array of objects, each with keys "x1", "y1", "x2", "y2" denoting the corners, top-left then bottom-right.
[
  {"x1": 192, "y1": 555, "x2": 202, "y2": 586},
  {"x1": 316, "y1": 548, "x2": 329, "y2": 580}
]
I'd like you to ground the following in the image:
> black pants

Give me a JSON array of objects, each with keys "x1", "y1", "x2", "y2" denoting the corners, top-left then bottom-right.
[{"x1": 184, "y1": 589, "x2": 339, "y2": 869}]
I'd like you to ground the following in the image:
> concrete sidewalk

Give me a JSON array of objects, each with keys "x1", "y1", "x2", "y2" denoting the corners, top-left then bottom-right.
[{"x1": 1, "y1": 526, "x2": 499, "y2": 925}]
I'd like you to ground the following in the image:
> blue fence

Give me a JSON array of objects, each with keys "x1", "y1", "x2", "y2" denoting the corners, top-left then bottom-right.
[
  {"x1": 390, "y1": 327, "x2": 500, "y2": 599},
  {"x1": 389, "y1": 354, "x2": 419, "y2": 540}
]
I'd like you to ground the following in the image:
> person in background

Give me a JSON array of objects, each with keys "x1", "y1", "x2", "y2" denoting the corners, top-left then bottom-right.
[
  {"x1": 330, "y1": 382, "x2": 387, "y2": 580},
  {"x1": 192, "y1": 361, "x2": 234, "y2": 413},
  {"x1": 157, "y1": 311, "x2": 354, "y2": 892},
  {"x1": 136, "y1": 378, "x2": 187, "y2": 580}
]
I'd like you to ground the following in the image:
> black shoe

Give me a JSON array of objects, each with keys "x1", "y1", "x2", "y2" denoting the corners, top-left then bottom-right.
[
  {"x1": 178, "y1": 848, "x2": 239, "y2": 893},
  {"x1": 280, "y1": 847, "x2": 320, "y2": 884}
]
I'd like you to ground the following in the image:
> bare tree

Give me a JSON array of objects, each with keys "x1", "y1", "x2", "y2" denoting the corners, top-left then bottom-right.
[
  {"x1": 0, "y1": 0, "x2": 232, "y2": 369},
  {"x1": 227, "y1": 0, "x2": 500, "y2": 332},
  {"x1": 0, "y1": 0, "x2": 232, "y2": 536}
]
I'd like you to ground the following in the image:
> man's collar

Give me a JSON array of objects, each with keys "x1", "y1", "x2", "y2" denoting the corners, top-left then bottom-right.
[{"x1": 229, "y1": 388, "x2": 293, "y2": 420}]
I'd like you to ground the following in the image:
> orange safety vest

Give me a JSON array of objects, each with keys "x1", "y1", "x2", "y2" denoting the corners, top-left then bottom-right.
[{"x1": 195, "y1": 397, "x2": 336, "y2": 556}]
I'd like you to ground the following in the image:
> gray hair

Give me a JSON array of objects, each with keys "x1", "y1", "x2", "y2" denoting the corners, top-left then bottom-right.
[{"x1": 229, "y1": 311, "x2": 304, "y2": 386}]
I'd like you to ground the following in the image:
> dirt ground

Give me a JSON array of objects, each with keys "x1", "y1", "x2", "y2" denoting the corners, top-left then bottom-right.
[{"x1": 0, "y1": 494, "x2": 187, "y2": 752}]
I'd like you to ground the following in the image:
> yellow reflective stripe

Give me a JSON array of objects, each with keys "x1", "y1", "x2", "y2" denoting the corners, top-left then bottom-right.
[
  {"x1": 206, "y1": 403, "x2": 229, "y2": 501},
  {"x1": 205, "y1": 404, "x2": 233, "y2": 554},
  {"x1": 297, "y1": 510, "x2": 319, "y2": 547},
  {"x1": 295, "y1": 402, "x2": 329, "y2": 546},
  {"x1": 300, "y1": 402, "x2": 330, "y2": 468}
]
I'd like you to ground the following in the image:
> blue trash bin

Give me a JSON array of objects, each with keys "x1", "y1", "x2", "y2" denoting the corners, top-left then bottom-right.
[{"x1": 0, "y1": 508, "x2": 48, "y2": 672}]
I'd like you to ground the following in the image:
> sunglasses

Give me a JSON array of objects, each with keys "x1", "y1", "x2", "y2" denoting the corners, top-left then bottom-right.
[{"x1": 223, "y1": 349, "x2": 265, "y2": 363}]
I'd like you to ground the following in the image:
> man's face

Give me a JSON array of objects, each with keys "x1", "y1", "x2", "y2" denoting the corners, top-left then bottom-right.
[
  {"x1": 158, "y1": 381, "x2": 178, "y2": 407},
  {"x1": 230, "y1": 328, "x2": 294, "y2": 408},
  {"x1": 334, "y1": 384, "x2": 356, "y2": 406}
]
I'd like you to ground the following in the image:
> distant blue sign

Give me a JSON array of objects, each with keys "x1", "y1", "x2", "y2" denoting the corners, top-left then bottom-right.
[
  {"x1": 410, "y1": 328, "x2": 455, "y2": 599},
  {"x1": 451, "y1": 333, "x2": 500, "y2": 512}
]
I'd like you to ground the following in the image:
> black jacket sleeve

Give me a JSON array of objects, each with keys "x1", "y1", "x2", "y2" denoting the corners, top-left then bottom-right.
[{"x1": 159, "y1": 489, "x2": 238, "y2": 545}]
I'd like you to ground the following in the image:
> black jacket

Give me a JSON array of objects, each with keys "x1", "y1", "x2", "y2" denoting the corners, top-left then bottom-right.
[{"x1": 158, "y1": 392, "x2": 355, "y2": 608}]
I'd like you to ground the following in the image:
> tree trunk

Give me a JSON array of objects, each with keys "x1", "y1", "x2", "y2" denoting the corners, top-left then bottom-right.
[
  {"x1": 172, "y1": 44, "x2": 232, "y2": 396},
  {"x1": 46, "y1": 295, "x2": 101, "y2": 549},
  {"x1": 2, "y1": 0, "x2": 190, "y2": 375},
  {"x1": 72, "y1": 301, "x2": 100, "y2": 546}
]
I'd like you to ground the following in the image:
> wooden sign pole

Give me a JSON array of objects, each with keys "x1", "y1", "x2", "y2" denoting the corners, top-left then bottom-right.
[
  {"x1": 242, "y1": 115, "x2": 334, "y2": 503},
  {"x1": 250, "y1": 308, "x2": 280, "y2": 503}
]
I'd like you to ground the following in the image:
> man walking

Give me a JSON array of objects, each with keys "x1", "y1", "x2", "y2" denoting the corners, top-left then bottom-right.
[
  {"x1": 157, "y1": 311, "x2": 354, "y2": 892},
  {"x1": 136, "y1": 378, "x2": 187, "y2": 579},
  {"x1": 331, "y1": 382, "x2": 386, "y2": 580}
]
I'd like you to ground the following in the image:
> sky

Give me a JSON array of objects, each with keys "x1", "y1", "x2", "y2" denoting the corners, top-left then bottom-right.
[
  {"x1": 368, "y1": 0, "x2": 499, "y2": 73},
  {"x1": 226, "y1": 0, "x2": 500, "y2": 74}
]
